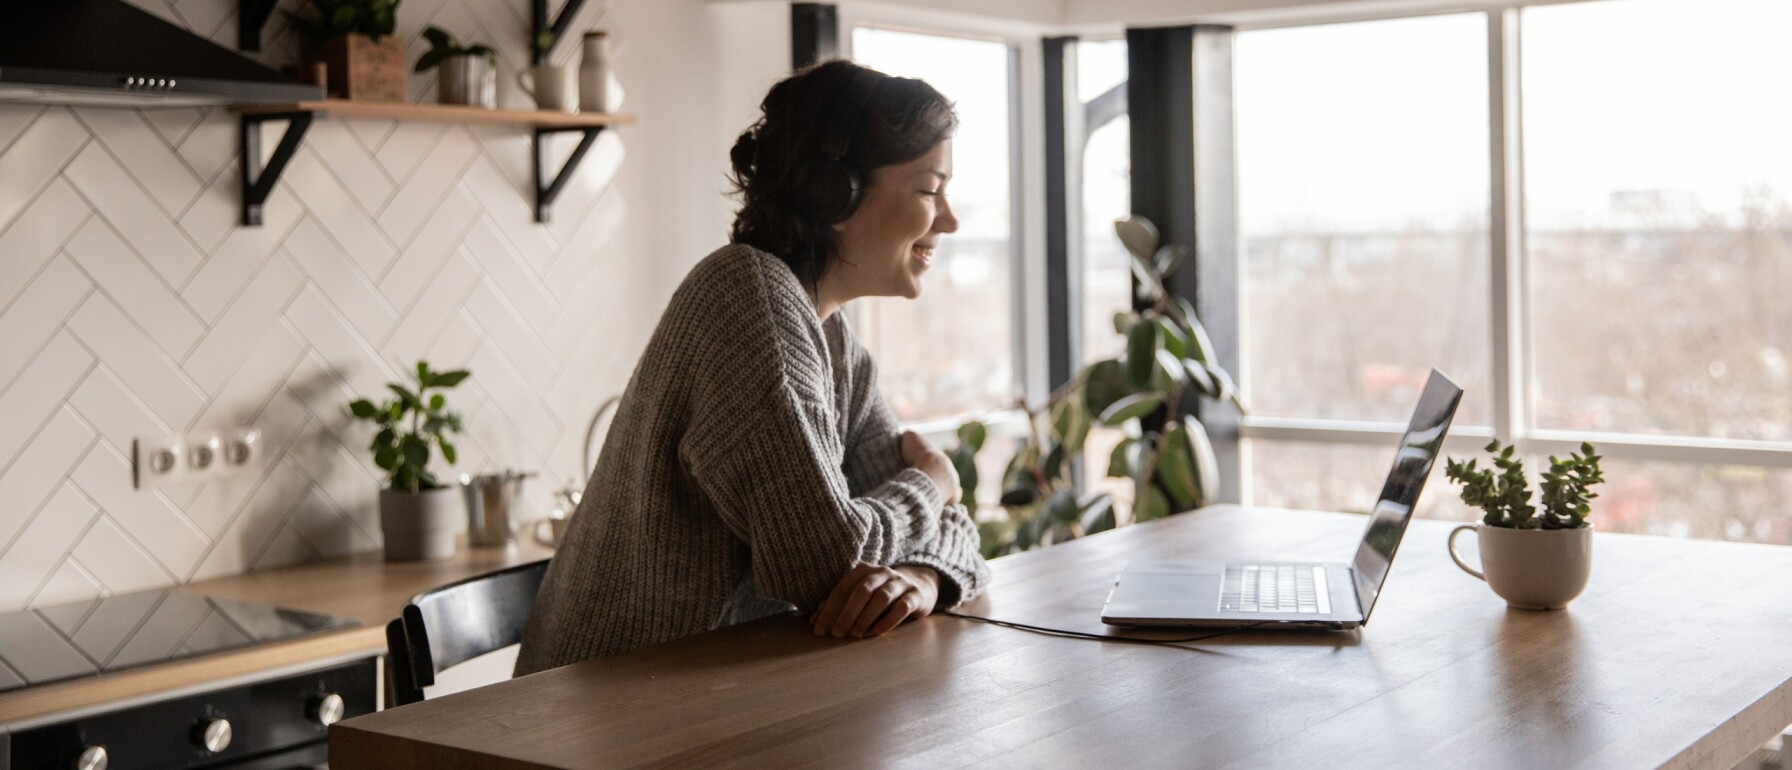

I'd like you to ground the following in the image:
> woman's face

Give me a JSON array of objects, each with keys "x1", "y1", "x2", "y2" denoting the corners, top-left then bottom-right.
[{"x1": 831, "y1": 139, "x2": 958, "y2": 301}]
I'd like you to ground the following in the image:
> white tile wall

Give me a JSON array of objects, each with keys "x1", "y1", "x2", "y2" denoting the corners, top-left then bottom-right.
[{"x1": 0, "y1": 0, "x2": 646, "y2": 611}]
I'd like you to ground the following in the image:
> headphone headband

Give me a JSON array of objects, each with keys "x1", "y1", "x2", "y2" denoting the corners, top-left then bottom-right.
[{"x1": 820, "y1": 68, "x2": 883, "y2": 161}]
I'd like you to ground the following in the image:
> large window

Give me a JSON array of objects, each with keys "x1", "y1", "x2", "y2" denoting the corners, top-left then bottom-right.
[
  {"x1": 1523, "y1": 0, "x2": 1792, "y2": 443},
  {"x1": 1228, "y1": 0, "x2": 1792, "y2": 543},
  {"x1": 850, "y1": 27, "x2": 1018, "y2": 424}
]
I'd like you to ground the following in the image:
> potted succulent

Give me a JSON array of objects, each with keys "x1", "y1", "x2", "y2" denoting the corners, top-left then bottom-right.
[
  {"x1": 415, "y1": 26, "x2": 496, "y2": 108},
  {"x1": 349, "y1": 361, "x2": 469, "y2": 561},
  {"x1": 951, "y1": 215, "x2": 1245, "y2": 558},
  {"x1": 1444, "y1": 440, "x2": 1606, "y2": 609},
  {"x1": 285, "y1": 0, "x2": 406, "y2": 101}
]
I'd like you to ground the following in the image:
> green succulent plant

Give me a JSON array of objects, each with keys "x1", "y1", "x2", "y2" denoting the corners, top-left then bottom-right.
[
  {"x1": 952, "y1": 215, "x2": 1246, "y2": 558},
  {"x1": 285, "y1": 0, "x2": 402, "y2": 48},
  {"x1": 349, "y1": 361, "x2": 468, "y2": 494},
  {"x1": 415, "y1": 26, "x2": 495, "y2": 73},
  {"x1": 1445, "y1": 439, "x2": 1605, "y2": 529}
]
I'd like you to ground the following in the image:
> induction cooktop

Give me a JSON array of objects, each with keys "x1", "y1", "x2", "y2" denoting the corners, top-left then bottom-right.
[{"x1": 0, "y1": 590, "x2": 359, "y2": 693}]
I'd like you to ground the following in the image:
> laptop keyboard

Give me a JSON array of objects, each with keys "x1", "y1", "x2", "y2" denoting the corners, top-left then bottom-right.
[{"x1": 1220, "y1": 565, "x2": 1330, "y2": 614}]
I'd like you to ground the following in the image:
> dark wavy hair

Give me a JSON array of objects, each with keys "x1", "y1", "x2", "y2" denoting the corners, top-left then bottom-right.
[{"x1": 728, "y1": 60, "x2": 958, "y2": 287}]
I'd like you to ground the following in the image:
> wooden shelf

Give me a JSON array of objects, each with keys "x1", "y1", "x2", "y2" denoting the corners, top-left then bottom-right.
[
  {"x1": 230, "y1": 99, "x2": 636, "y2": 129},
  {"x1": 230, "y1": 100, "x2": 634, "y2": 226}
]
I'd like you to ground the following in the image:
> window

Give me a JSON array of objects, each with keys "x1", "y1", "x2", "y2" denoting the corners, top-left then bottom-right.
[
  {"x1": 1235, "y1": 13, "x2": 1492, "y2": 427},
  {"x1": 1225, "y1": 0, "x2": 1792, "y2": 545},
  {"x1": 850, "y1": 27, "x2": 1018, "y2": 424},
  {"x1": 1523, "y1": 0, "x2": 1792, "y2": 443},
  {"x1": 1078, "y1": 39, "x2": 1131, "y2": 367}
]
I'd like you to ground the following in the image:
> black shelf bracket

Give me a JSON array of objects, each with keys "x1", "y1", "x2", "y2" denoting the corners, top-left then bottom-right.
[
  {"x1": 239, "y1": 0, "x2": 280, "y2": 51},
  {"x1": 534, "y1": 126, "x2": 605, "y2": 223},
  {"x1": 532, "y1": 0, "x2": 590, "y2": 65},
  {"x1": 240, "y1": 111, "x2": 314, "y2": 227}
]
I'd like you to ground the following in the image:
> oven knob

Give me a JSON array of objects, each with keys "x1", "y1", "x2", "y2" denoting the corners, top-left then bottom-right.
[
  {"x1": 195, "y1": 718, "x2": 232, "y2": 753},
  {"x1": 310, "y1": 692, "x2": 345, "y2": 726},
  {"x1": 74, "y1": 745, "x2": 107, "y2": 770}
]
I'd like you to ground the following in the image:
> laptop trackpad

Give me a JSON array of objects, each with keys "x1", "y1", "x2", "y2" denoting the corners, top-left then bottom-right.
[{"x1": 1111, "y1": 561, "x2": 1224, "y2": 602}]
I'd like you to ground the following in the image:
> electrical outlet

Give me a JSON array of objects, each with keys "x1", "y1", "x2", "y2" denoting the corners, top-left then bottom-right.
[{"x1": 133, "y1": 427, "x2": 264, "y2": 490}]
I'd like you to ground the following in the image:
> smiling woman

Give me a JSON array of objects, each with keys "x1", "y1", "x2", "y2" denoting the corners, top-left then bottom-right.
[{"x1": 513, "y1": 61, "x2": 991, "y2": 675}]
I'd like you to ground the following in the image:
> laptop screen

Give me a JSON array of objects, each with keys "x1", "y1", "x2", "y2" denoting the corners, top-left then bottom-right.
[{"x1": 1349, "y1": 369, "x2": 1463, "y2": 622}]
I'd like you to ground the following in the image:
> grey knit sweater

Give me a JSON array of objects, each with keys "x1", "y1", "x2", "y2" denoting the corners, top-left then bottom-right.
[{"x1": 514, "y1": 243, "x2": 991, "y2": 676}]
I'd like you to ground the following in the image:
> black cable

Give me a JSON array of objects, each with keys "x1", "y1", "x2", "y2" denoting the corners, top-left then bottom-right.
[{"x1": 941, "y1": 610, "x2": 1272, "y2": 647}]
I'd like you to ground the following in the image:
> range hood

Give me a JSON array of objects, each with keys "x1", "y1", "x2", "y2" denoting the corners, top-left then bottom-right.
[{"x1": 0, "y1": 0, "x2": 324, "y2": 107}]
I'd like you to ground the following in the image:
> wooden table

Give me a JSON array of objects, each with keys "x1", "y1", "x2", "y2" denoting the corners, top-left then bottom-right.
[{"x1": 328, "y1": 505, "x2": 1792, "y2": 769}]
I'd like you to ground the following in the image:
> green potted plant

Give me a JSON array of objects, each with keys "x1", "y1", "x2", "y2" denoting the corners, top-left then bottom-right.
[
  {"x1": 1444, "y1": 440, "x2": 1606, "y2": 609},
  {"x1": 349, "y1": 361, "x2": 469, "y2": 561},
  {"x1": 951, "y1": 215, "x2": 1245, "y2": 558},
  {"x1": 285, "y1": 0, "x2": 406, "y2": 101},
  {"x1": 415, "y1": 26, "x2": 496, "y2": 108}
]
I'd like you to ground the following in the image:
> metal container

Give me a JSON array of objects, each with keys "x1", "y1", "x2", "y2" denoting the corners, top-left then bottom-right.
[
  {"x1": 460, "y1": 471, "x2": 534, "y2": 547},
  {"x1": 437, "y1": 53, "x2": 496, "y2": 109}
]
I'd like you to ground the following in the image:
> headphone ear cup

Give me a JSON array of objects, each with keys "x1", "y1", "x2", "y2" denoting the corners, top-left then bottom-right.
[{"x1": 801, "y1": 160, "x2": 863, "y2": 224}]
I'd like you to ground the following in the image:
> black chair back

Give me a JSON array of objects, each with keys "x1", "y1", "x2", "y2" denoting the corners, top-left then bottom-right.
[{"x1": 386, "y1": 559, "x2": 549, "y2": 706}]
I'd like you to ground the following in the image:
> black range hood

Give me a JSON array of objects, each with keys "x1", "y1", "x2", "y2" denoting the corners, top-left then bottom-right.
[{"x1": 0, "y1": 0, "x2": 324, "y2": 107}]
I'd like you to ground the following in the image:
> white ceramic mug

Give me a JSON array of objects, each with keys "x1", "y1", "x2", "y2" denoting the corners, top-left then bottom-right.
[
  {"x1": 1448, "y1": 522, "x2": 1594, "y2": 609},
  {"x1": 530, "y1": 511, "x2": 570, "y2": 547},
  {"x1": 518, "y1": 64, "x2": 578, "y2": 113}
]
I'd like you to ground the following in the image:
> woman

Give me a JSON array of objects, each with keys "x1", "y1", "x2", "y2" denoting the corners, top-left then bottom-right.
[{"x1": 515, "y1": 60, "x2": 991, "y2": 675}]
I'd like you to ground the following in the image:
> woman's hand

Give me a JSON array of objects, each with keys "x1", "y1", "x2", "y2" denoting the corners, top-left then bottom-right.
[
  {"x1": 900, "y1": 430, "x2": 961, "y2": 505},
  {"x1": 810, "y1": 563, "x2": 941, "y2": 638}
]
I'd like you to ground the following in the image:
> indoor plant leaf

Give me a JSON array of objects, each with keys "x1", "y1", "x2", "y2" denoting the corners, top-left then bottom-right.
[
  {"x1": 1158, "y1": 423, "x2": 1200, "y2": 509},
  {"x1": 1180, "y1": 414, "x2": 1222, "y2": 504},
  {"x1": 1098, "y1": 392, "x2": 1164, "y2": 426},
  {"x1": 1114, "y1": 216, "x2": 1159, "y2": 260},
  {"x1": 1125, "y1": 320, "x2": 1161, "y2": 389},
  {"x1": 1134, "y1": 485, "x2": 1170, "y2": 522},
  {"x1": 1082, "y1": 359, "x2": 1130, "y2": 417}
]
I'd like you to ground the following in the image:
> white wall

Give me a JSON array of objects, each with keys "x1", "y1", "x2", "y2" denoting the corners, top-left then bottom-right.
[{"x1": 0, "y1": 0, "x2": 786, "y2": 611}]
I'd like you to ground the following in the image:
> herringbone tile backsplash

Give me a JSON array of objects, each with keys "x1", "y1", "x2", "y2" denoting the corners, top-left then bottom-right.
[{"x1": 0, "y1": 0, "x2": 643, "y2": 610}]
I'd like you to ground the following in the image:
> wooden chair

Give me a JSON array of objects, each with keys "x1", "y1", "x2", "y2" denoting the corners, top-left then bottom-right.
[{"x1": 385, "y1": 559, "x2": 550, "y2": 706}]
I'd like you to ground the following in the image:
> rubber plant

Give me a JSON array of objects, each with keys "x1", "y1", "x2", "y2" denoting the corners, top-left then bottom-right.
[
  {"x1": 951, "y1": 215, "x2": 1246, "y2": 558},
  {"x1": 349, "y1": 361, "x2": 468, "y2": 493},
  {"x1": 1445, "y1": 440, "x2": 1605, "y2": 529}
]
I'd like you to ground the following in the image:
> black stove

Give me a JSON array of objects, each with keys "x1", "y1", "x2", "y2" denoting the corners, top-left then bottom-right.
[
  {"x1": 2, "y1": 592, "x2": 373, "y2": 770},
  {"x1": 0, "y1": 591, "x2": 358, "y2": 694}
]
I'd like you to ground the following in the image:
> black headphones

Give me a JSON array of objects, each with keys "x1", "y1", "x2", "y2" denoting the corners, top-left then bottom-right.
[{"x1": 799, "y1": 67, "x2": 884, "y2": 225}]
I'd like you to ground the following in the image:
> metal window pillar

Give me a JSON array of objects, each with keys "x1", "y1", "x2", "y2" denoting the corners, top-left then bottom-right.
[
  {"x1": 792, "y1": 4, "x2": 840, "y2": 70},
  {"x1": 1044, "y1": 36, "x2": 1081, "y2": 392},
  {"x1": 1127, "y1": 24, "x2": 1242, "y2": 504},
  {"x1": 240, "y1": 112, "x2": 313, "y2": 227}
]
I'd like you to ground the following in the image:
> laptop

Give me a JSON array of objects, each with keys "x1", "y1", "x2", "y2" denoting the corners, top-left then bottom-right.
[{"x1": 1100, "y1": 368, "x2": 1463, "y2": 631}]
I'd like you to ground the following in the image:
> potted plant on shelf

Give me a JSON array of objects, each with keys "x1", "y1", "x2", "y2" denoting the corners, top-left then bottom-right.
[
  {"x1": 285, "y1": 0, "x2": 406, "y2": 101},
  {"x1": 415, "y1": 26, "x2": 496, "y2": 108},
  {"x1": 349, "y1": 361, "x2": 469, "y2": 561},
  {"x1": 1444, "y1": 440, "x2": 1606, "y2": 609},
  {"x1": 950, "y1": 215, "x2": 1245, "y2": 558}
]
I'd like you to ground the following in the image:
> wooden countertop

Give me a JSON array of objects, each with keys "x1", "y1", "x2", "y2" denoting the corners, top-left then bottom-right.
[
  {"x1": 0, "y1": 537, "x2": 552, "y2": 726},
  {"x1": 330, "y1": 506, "x2": 1792, "y2": 770}
]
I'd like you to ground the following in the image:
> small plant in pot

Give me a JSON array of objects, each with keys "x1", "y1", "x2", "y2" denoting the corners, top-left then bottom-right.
[
  {"x1": 416, "y1": 26, "x2": 496, "y2": 108},
  {"x1": 1444, "y1": 440, "x2": 1606, "y2": 609},
  {"x1": 349, "y1": 361, "x2": 469, "y2": 561},
  {"x1": 285, "y1": 0, "x2": 406, "y2": 101}
]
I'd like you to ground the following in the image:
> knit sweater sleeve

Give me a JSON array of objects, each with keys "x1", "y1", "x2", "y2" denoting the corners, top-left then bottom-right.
[
  {"x1": 679, "y1": 252, "x2": 950, "y2": 612},
  {"x1": 838, "y1": 324, "x2": 991, "y2": 609}
]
